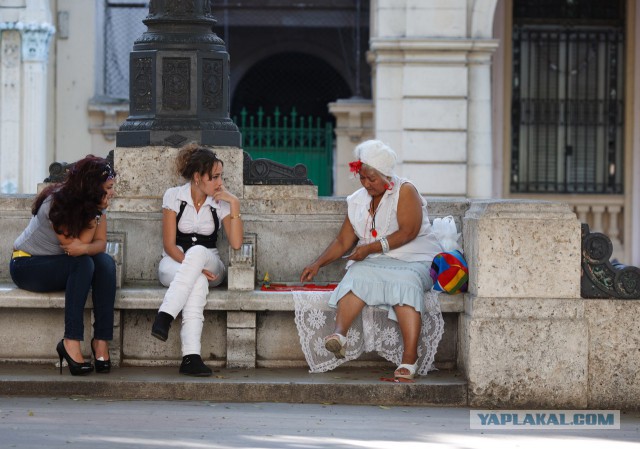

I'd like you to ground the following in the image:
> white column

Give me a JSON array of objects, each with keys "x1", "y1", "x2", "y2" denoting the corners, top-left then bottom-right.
[
  {"x1": 0, "y1": 29, "x2": 22, "y2": 193},
  {"x1": 467, "y1": 45, "x2": 498, "y2": 199},
  {"x1": 328, "y1": 98, "x2": 374, "y2": 196},
  {"x1": 20, "y1": 24, "x2": 54, "y2": 192}
]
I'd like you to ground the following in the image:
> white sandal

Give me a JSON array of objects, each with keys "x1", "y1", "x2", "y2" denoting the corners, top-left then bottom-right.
[
  {"x1": 394, "y1": 362, "x2": 418, "y2": 380},
  {"x1": 324, "y1": 333, "x2": 347, "y2": 359}
]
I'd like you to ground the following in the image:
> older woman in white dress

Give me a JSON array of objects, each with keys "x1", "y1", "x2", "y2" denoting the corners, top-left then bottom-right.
[{"x1": 300, "y1": 140, "x2": 442, "y2": 379}]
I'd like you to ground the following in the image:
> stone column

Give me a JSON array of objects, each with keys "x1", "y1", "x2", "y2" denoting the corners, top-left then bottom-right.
[
  {"x1": 370, "y1": 39, "x2": 499, "y2": 196},
  {"x1": 461, "y1": 200, "x2": 587, "y2": 408},
  {"x1": 369, "y1": 1, "x2": 500, "y2": 197},
  {"x1": 0, "y1": 29, "x2": 21, "y2": 194},
  {"x1": 0, "y1": 12, "x2": 54, "y2": 194},
  {"x1": 20, "y1": 24, "x2": 54, "y2": 193},
  {"x1": 467, "y1": 44, "x2": 498, "y2": 199},
  {"x1": 328, "y1": 98, "x2": 373, "y2": 196}
]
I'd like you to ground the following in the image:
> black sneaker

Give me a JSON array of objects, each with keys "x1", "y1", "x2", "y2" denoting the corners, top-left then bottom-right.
[
  {"x1": 151, "y1": 311, "x2": 173, "y2": 342},
  {"x1": 179, "y1": 354, "x2": 213, "y2": 377}
]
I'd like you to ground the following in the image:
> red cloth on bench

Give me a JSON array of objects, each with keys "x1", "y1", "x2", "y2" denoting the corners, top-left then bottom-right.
[{"x1": 260, "y1": 283, "x2": 338, "y2": 291}]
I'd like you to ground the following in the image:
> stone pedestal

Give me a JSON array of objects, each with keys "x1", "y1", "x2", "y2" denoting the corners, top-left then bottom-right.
[
  {"x1": 113, "y1": 146, "x2": 244, "y2": 203},
  {"x1": 585, "y1": 300, "x2": 640, "y2": 409},
  {"x1": 460, "y1": 200, "x2": 586, "y2": 408},
  {"x1": 226, "y1": 311, "x2": 256, "y2": 368}
]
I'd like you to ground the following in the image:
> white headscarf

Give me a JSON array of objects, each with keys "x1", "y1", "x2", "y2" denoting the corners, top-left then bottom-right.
[{"x1": 353, "y1": 140, "x2": 397, "y2": 177}]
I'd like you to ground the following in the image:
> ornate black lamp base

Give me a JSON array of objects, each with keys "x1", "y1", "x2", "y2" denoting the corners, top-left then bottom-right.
[{"x1": 116, "y1": 125, "x2": 241, "y2": 148}]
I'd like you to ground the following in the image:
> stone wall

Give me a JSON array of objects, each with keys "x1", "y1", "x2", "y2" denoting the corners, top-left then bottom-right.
[{"x1": 2, "y1": 157, "x2": 640, "y2": 408}]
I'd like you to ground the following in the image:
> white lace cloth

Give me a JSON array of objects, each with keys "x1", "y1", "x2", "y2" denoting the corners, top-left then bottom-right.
[{"x1": 293, "y1": 289, "x2": 445, "y2": 375}]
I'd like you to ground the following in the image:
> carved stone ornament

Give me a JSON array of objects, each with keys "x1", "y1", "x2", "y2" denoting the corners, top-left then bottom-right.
[
  {"x1": 45, "y1": 152, "x2": 115, "y2": 184},
  {"x1": 243, "y1": 152, "x2": 313, "y2": 186},
  {"x1": 581, "y1": 223, "x2": 640, "y2": 299}
]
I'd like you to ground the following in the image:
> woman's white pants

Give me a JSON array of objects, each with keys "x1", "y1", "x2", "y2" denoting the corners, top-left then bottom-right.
[{"x1": 158, "y1": 245, "x2": 225, "y2": 356}]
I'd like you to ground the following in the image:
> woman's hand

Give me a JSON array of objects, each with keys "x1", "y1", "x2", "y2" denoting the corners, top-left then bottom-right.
[
  {"x1": 300, "y1": 216, "x2": 359, "y2": 282},
  {"x1": 300, "y1": 263, "x2": 321, "y2": 282},
  {"x1": 57, "y1": 215, "x2": 107, "y2": 256},
  {"x1": 212, "y1": 185, "x2": 238, "y2": 205},
  {"x1": 61, "y1": 238, "x2": 89, "y2": 257},
  {"x1": 202, "y1": 269, "x2": 218, "y2": 282}
]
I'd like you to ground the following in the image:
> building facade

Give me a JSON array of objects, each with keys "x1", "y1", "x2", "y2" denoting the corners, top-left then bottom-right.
[{"x1": 0, "y1": 0, "x2": 638, "y2": 266}]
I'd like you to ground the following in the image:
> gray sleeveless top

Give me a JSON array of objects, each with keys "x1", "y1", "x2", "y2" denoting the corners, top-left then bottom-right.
[{"x1": 13, "y1": 196, "x2": 64, "y2": 256}]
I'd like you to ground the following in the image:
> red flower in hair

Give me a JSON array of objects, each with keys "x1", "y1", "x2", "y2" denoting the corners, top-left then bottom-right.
[{"x1": 348, "y1": 160, "x2": 363, "y2": 174}]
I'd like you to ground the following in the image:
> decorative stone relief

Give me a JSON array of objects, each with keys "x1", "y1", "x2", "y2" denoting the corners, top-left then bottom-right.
[
  {"x1": 581, "y1": 223, "x2": 640, "y2": 299},
  {"x1": 0, "y1": 22, "x2": 55, "y2": 62},
  {"x1": 21, "y1": 25, "x2": 54, "y2": 62},
  {"x1": 162, "y1": 58, "x2": 190, "y2": 111},
  {"x1": 1, "y1": 31, "x2": 20, "y2": 68},
  {"x1": 133, "y1": 57, "x2": 153, "y2": 113},
  {"x1": 243, "y1": 152, "x2": 313, "y2": 186},
  {"x1": 202, "y1": 58, "x2": 222, "y2": 111}
]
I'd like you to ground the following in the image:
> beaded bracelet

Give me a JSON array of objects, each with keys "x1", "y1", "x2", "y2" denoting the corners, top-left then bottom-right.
[
  {"x1": 230, "y1": 214, "x2": 242, "y2": 219},
  {"x1": 380, "y1": 237, "x2": 390, "y2": 254}
]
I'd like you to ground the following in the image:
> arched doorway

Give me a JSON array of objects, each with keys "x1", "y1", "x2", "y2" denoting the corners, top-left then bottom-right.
[
  {"x1": 231, "y1": 53, "x2": 352, "y2": 195},
  {"x1": 231, "y1": 52, "x2": 352, "y2": 123}
]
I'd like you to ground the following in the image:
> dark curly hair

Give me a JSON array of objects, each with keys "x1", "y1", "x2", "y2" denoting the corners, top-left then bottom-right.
[
  {"x1": 33, "y1": 155, "x2": 116, "y2": 238},
  {"x1": 175, "y1": 142, "x2": 223, "y2": 181}
]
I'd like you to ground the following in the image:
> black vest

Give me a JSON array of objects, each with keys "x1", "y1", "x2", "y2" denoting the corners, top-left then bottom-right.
[{"x1": 175, "y1": 201, "x2": 219, "y2": 251}]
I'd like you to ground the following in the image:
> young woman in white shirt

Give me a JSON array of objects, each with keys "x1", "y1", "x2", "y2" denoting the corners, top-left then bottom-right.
[{"x1": 151, "y1": 144, "x2": 243, "y2": 376}]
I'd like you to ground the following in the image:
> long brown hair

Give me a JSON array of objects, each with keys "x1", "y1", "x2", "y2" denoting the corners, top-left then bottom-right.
[{"x1": 33, "y1": 155, "x2": 116, "y2": 238}]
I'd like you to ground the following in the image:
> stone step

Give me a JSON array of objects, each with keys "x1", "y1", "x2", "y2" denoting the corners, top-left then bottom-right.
[{"x1": 0, "y1": 364, "x2": 467, "y2": 407}]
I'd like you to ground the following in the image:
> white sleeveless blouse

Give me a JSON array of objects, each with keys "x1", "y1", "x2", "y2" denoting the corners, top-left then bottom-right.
[{"x1": 346, "y1": 176, "x2": 442, "y2": 264}]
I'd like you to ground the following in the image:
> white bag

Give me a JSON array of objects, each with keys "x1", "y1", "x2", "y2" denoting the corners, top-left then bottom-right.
[{"x1": 431, "y1": 216, "x2": 462, "y2": 253}]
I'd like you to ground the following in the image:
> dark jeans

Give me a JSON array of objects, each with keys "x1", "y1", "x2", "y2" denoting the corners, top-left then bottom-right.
[{"x1": 10, "y1": 253, "x2": 116, "y2": 341}]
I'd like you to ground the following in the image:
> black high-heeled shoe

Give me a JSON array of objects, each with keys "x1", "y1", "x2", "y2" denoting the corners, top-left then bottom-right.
[
  {"x1": 56, "y1": 339, "x2": 93, "y2": 376},
  {"x1": 91, "y1": 338, "x2": 111, "y2": 374}
]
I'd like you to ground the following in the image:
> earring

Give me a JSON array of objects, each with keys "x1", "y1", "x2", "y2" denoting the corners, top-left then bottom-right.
[{"x1": 385, "y1": 182, "x2": 394, "y2": 191}]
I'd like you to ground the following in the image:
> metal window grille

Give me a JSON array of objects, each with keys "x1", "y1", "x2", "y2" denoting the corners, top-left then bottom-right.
[
  {"x1": 511, "y1": 0, "x2": 625, "y2": 194},
  {"x1": 104, "y1": 1, "x2": 148, "y2": 99}
]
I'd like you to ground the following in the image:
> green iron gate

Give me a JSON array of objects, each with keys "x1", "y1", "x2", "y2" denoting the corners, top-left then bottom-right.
[{"x1": 235, "y1": 107, "x2": 334, "y2": 196}]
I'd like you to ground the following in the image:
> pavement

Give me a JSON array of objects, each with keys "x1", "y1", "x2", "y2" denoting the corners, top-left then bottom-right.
[
  {"x1": 0, "y1": 363, "x2": 468, "y2": 406},
  {"x1": 0, "y1": 397, "x2": 638, "y2": 449},
  {"x1": 2, "y1": 364, "x2": 638, "y2": 448}
]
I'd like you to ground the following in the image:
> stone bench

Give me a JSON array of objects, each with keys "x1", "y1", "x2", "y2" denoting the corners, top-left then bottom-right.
[{"x1": 0, "y1": 282, "x2": 463, "y2": 369}]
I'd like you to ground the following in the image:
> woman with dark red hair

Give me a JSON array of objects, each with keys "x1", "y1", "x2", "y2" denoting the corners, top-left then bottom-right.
[{"x1": 10, "y1": 155, "x2": 117, "y2": 376}]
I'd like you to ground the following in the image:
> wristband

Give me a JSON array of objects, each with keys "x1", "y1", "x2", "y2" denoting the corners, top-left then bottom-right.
[{"x1": 380, "y1": 237, "x2": 390, "y2": 254}]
